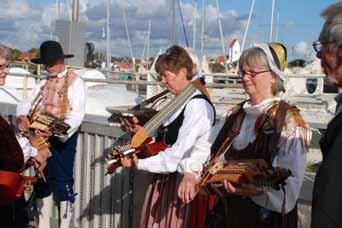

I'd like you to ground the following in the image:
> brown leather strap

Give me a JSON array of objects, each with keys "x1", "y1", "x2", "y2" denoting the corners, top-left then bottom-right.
[{"x1": 211, "y1": 102, "x2": 246, "y2": 157}]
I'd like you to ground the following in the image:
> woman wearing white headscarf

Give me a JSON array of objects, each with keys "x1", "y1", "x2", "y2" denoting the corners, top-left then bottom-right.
[{"x1": 205, "y1": 43, "x2": 311, "y2": 228}]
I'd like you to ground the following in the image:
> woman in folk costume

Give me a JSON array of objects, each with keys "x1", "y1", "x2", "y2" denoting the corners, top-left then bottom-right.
[
  {"x1": 16, "y1": 41, "x2": 86, "y2": 228},
  {"x1": 0, "y1": 44, "x2": 47, "y2": 228},
  {"x1": 205, "y1": 43, "x2": 311, "y2": 228},
  {"x1": 115, "y1": 45, "x2": 216, "y2": 228}
]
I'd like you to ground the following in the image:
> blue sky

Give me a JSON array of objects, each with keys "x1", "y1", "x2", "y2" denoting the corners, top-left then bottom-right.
[{"x1": 0, "y1": 0, "x2": 339, "y2": 60}]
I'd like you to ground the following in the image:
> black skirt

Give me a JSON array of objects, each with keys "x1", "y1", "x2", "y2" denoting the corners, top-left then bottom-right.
[{"x1": 205, "y1": 196, "x2": 298, "y2": 228}]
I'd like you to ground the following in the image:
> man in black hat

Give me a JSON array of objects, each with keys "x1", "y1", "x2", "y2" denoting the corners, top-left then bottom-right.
[{"x1": 16, "y1": 40, "x2": 86, "y2": 228}]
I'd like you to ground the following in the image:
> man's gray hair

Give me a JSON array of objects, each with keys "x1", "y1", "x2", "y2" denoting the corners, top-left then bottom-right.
[
  {"x1": 0, "y1": 44, "x2": 10, "y2": 60},
  {"x1": 319, "y1": 2, "x2": 342, "y2": 48}
]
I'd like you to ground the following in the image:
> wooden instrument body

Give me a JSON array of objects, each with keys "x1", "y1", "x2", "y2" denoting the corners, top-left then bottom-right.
[
  {"x1": 26, "y1": 109, "x2": 71, "y2": 158},
  {"x1": 198, "y1": 159, "x2": 291, "y2": 196},
  {"x1": 106, "y1": 80, "x2": 209, "y2": 174},
  {"x1": 106, "y1": 140, "x2": 167, "y2": 174},
  {"x1": 0, "y1": 170, "x2": 37, "y2": 206},
  {"x1": 27, "y1": 134, "x2": 51, "y2": 158},
  {"x1": 30, "y1": 109, "x2": 70, "y2": 137},
  {"x1": 25, "y1": 76, "x2": 71, "y2": 158}
]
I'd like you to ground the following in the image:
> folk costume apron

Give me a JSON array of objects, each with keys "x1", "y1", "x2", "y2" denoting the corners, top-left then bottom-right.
[{"x1": 139, "y1": 94, "x2": 215, "y2": 228}]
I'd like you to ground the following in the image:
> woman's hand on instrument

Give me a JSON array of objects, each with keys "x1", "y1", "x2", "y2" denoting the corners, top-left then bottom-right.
[
  {"x1": 120, "y1": 154, "x2": 139, "y2": 169},
  {"x1": 120, "y1": 116, "x2": 142, "y2": 133},
  {"x1": 106, "y1": 146, "x2": 122, "y2": 161},
  {"x1": 34, "y1": 129, "x2": 53, "y2": 137},
  {"x1": 223, "y1": 180, "x2": 237, "y2": 193},
  {"x1": 17, "y1": 115, "x2": 30, "y2": 132},
  {"x1": 223, "y1": 180, "x2": 263, "y2": 196},
  {"x1": 178, "y1": 172, "x2": 199, "y2": 204}
]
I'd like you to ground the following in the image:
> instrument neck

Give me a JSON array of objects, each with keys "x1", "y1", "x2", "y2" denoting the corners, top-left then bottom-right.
[{"x1": 144, "y1": 82, "x2": 198, "y2": 135}]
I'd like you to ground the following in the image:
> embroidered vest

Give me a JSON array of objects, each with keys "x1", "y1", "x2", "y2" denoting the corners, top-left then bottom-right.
[
  {"x1": 157, "y1": 94, "x2": 216, "y2": 146},
  {"x1": 42, "y1": 70, "x2": 77, "y2": 119},
  {"x1": 212, "y1": 100, "x2": 306, "y2": 164}
]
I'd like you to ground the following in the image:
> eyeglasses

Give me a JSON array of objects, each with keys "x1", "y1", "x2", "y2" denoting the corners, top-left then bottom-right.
[
  {"x1": 312, "y1": 40, "x2": 336, "y2": 53},
  {"x1": 238, "y1": 69, "x2": 270, "y2": 78},
  {"x1": 0, "y1": 63, "x2": 9, "y2": 70}
]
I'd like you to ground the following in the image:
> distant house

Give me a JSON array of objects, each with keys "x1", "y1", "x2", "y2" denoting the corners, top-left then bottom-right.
[
  {"x1": 214, "y1": 55, "x2": 226, "y2": 64},
  {"x1": 112, "y1": 61, "x2": 133, "y2": 72},
  {"x1": 18, "y1": 52, "x2": 36, "y2": 62},
  {"x1": 228, "y1": 39, "x2": 241, "y2": 63}
]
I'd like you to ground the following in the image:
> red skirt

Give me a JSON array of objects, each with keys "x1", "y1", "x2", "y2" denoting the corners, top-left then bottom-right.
[{"x1": 139, "y1": 173, "x2": 215, "y2": 228}]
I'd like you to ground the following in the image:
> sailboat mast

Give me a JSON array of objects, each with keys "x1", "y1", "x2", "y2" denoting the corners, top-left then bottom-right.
[
  {"x1": 146, "y1": 20, "x2": 151, "y2": 69},
  {"x1": 72, "y1": 0, "x2": 79, "y2": 22},
  {"x1": 200, "y1": 0, "x2": 206, "y2": 57},
  {"x1": 215, "y1": 0, "x2": 228, "y2": 72},
  {"x1": 123, "y1": 7, "x2": 134, "y2": 64},
  {"x1": 56, "y1": 0, "x2": 60, "y2": 19},
  {"x1": 275, "y1": 12, "x2": 279, "y2": 41},
  {"x1": 241, "y1": 0, "x2": 255, "y2": 51},
  {"x1": 171, "y1": 0, "x2": 176, "y2": 44},
  {"x1": 192, "y1": 0, "x2": 197, "y2": 50},
  {"x1": 269, "y1": 0, "x2": 275, "y2": 42},
  {"x1": 106, "y1": 0, "x2": 111, "y2": 78}
]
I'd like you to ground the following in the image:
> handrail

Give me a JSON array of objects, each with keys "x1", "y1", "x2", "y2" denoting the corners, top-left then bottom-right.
[
  {"x1": 6, "y1": 72, "x2": 242, "y2": 89},
  {"x1": 10, "y1": 61, "x2": 326, "y2": 79}
]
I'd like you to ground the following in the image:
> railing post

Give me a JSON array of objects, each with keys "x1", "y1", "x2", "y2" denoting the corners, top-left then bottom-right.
[
  {"x1": 37, "y1": 64, "x2": 41, "y2": 83},
  {"x1": 23, "y1": 63, "x2": 29, "y2": 99},
  {"x1": 135, "y1": 72, "x2": 140, "y2": 94}
]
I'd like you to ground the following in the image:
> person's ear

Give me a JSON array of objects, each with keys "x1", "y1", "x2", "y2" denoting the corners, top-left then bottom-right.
[
  {"x1": 179, "y1": 67, "x2": 188, "y2": 79},
  {"x1": 270, "y1": 73, "x2": 277, "y2": 84}
]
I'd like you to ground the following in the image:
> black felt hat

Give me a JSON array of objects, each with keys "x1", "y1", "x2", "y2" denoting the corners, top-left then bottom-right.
[{"x1": 31, "y1": 40, "x2": 74, "y2": 65}]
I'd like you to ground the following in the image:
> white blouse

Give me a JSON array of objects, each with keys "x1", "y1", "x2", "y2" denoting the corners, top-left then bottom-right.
[
  {"x1": 137, "y1": 90, "x2": 215, "y2": 174},
  {"x1": 16, "y1": 68, "x2": 87, "y2": 141},
  {"x1": 16, "y1": 135, "x2": 38, "y2": 162},
  {"x1": 213, "y1": 97, "x2": 311, "y2": 213}
]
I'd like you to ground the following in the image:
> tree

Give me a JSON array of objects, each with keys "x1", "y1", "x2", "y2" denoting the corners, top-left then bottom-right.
[
  {"x1": 28, "y1": 48, "x2": 40, "y2": 58},
  {"x1": 10, "y1": 48, "x2": 21, "y2": 61}
]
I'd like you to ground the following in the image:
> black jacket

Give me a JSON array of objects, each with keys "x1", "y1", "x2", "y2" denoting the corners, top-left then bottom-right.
[
  {"x1": 311, "y1": 112, "x2": 342, "y2": 228},
  {"x1": 0, "y1": 116, "x2": 24, "y2": 172}
]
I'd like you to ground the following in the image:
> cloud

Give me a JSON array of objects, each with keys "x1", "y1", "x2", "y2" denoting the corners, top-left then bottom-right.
[
  {"x1": 292, "y1": 41, "x2": 312, "y2": 58},
  {"x1": 0, "y1": 0, "x2": 34, "y2": 19},
  {"x1": 0, "y1": 0, "x2": 248, "y2": 57}
]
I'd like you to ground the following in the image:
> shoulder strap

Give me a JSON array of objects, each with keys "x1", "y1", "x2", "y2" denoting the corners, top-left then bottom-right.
[
  {"x1": 28, "y1": 81, "x2": 48, "y2": 117},
  {"x1": 190, "y1": 94, "x2": 216, "y2": 126},
  {"x1": 210, "y1": 102, "x2": 246, "y2": 157},
  {"x1": 272, "y1": 100, "x2": 290, "y2": 134}
]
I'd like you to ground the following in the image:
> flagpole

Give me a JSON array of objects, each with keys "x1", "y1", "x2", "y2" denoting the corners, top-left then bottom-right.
[
  {"x1": 106, "y1": 0, "x2": 111, "y2": 78},
  {"x1": 269, "y1": 0, "x2": 275, "y2": 42}
]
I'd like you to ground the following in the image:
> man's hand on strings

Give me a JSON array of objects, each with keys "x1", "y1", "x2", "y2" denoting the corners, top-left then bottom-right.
[
  {"x1": 34, "y1": 129, "x2": 53, "y2": 137},
  {"x1": 17, "y1": 115, "x2": 30, "y2": 132},
  {"x1": 178, "y1": 172, "x2": 199, "y2": 204}
]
